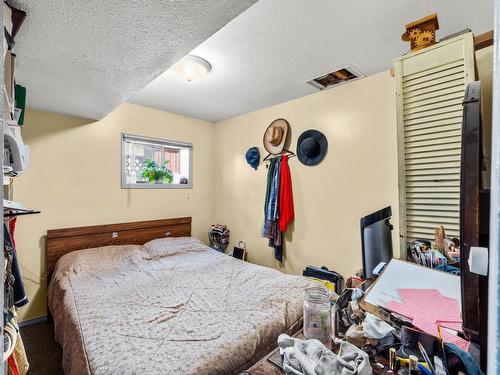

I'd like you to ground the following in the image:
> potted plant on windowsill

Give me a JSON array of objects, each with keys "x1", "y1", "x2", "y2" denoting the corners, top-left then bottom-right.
[{"x1": 141, "y1": 159, "x2": 174, "y2": 184}]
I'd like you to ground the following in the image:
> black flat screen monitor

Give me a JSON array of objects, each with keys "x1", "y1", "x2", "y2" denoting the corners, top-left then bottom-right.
[{"x1": 360, "y1": 206, "x2": 393, "y2": 279}]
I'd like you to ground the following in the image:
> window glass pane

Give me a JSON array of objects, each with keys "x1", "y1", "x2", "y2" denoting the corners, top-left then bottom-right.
[{"x1": 122, "y1": 134, "x2": 192, "y2": 188}]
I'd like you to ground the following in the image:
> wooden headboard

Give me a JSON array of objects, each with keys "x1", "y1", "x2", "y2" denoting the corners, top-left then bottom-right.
[{"x1": 46, "y1": 217, "x2": 192, "y2": 282}]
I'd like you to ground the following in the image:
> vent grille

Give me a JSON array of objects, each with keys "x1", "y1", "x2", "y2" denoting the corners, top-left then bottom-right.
[{"x1": 307, "y1": 66, "x2": 363, "y2": 90}]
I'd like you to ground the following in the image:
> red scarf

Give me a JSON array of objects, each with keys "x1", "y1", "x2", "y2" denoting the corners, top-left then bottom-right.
[
  {"x1": 9, "y1": 216, "x2": 17, "y2": 248},
  {"x1": 279, "y1": 155, "x2": 294, "y2": 232}
]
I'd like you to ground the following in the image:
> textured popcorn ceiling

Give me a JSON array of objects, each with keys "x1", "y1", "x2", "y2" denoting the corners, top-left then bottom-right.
[
  {"x1": 130, "y1": 0, "x2": 494, "y2": 122},
  {"x1": 10, "y1": 0, "x2": 257, "y2": 120}
]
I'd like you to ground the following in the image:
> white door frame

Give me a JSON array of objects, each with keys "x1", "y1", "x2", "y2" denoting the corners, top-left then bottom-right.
[{"x1": 488, "y1": 1, "x2": 500, "y2": 373}]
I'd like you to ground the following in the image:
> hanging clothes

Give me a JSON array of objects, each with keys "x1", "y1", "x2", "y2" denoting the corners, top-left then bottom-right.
[
  {"x1": 3, "y1": 226, "x2": 30, "y2": 375},
  {"x1": 4, "y1": 225, "x2": 28, "y2": 308},
  {"x1": 270, "y1": 225, "x2": 283, "y2": 262},
  {"x1": 270, "y1": 157, "x2": 281, "y2": 222},
  {"x1": 263, "y1": 158, "x2": 276, "y2": 221},
  {"x1": 262, "y1": 157, "x2": 283, "y2": 262},
  {"x1": 11, "y1": 327, "x2": 29, "y2": 375},
  {"x1": 279, "y1": 155, "x2": 295, "y2": 232},
  {"x1": 8, "y1": 352, "x2": 20, "y2": 375},
  {"x1": 9, "y1": 216, "x2": 17, "y2": 248},
  {"x1": 263, "y1": 157, "x2": 281, "y2": 236}
]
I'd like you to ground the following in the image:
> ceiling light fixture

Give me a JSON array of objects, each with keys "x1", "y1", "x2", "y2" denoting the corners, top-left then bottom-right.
[{"x1": 173, "y1": 55, "x2": 211, "y2": 82}]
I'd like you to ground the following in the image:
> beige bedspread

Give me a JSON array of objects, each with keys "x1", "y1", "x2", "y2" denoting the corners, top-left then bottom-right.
[{"x1": 48, "y1": 237, "x2": 313, "y2": 375}]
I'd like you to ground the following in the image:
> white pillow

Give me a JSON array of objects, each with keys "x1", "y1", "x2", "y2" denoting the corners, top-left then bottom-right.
[{"x1": 143, "y1": 236, "x2": 205, "y2": 256}]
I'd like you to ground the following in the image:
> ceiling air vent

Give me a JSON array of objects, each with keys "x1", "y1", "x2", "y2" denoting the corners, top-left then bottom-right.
[{"x1": 307, "y1": 66, "x2": 363, "y2": 90}]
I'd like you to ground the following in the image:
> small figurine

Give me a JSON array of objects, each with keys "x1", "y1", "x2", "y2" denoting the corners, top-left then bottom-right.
[
  {"x1": 433, "y1": 225, "x2": 460, "y2": 263},
  {"x1": 402, "y1": 13, "x2": 439, "y2": 51},
  {"x1": 433, "y1": 225, "x2": 446, "y2": 251}
]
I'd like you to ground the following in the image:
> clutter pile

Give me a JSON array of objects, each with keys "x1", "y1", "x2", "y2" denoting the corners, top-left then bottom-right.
[
  {"x1": 407, "y1": 225, "x2": 461, "y2": 275},
  {"x1": 281, "y1": 259, "x2": 483, "y2": 375}
]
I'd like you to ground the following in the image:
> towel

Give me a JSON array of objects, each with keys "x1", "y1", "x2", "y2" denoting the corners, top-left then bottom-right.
[{"x1": 278, "y1": 334, "x2": 372, "y2": 375}]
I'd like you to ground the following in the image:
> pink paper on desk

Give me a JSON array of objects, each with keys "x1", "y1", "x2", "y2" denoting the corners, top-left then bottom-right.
[{"x1": 386, "y1": 288, "x2": 470, "y2": 351}]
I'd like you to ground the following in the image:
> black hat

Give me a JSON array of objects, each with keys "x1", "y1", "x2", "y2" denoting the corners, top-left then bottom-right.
[{"x1": 297, "y1": 130, "x2": 328, "y2": 166}]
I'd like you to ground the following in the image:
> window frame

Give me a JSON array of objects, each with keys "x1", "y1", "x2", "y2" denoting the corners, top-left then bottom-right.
[{"x1": 121, "y1": 133, "x2": 193, "y2": 189}]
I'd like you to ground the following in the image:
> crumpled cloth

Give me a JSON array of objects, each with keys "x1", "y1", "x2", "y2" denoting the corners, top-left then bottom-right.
[
  {"x1": 362, "y1": 313, "x2": 396, "y2": 339},
  {"x1": 345, "y1": 325, "x2": 378, "y2": 348},
  {"x1": 350, "y1": 288, "x2": 364, "y2": 301},
  {"x1": 278, "y1": 334, "x2": 372, "y2": 375},
  {"x1": 347, "y1": 301, "x2": 364, "y2": 321}
]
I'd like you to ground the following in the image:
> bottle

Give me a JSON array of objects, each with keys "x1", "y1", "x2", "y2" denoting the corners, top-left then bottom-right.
[
  {"x1": 409, "y1": 355, "x2": 422, "y2": 375},
  {"x1": 389, "y1": 348, "x2": 398, "y2": 374},
  {"x1": 303, "y1": 286, "x2": 332, "y2": 347}
]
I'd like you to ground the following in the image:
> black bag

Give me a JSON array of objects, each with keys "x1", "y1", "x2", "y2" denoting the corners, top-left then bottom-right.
[{"x1": 232, "y1": 241, "x2": 246, "y2": 260}]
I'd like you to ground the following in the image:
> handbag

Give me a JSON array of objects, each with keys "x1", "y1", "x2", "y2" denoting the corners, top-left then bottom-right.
[{"x1": 232, "y1": 241, "x2": 246, "y2": 260}]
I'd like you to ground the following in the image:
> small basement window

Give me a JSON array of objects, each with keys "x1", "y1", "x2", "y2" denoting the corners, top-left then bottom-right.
[{"x1": 121, "y1": 133, "x2": 193, "y2": 189}]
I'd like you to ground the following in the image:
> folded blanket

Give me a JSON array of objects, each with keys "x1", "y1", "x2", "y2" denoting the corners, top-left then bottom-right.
[{"x1": 278, "y1": 334, "x2": 372, "y2": 375}]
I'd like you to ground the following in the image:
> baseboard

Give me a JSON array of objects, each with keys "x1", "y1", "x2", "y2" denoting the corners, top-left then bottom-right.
[{"x1": 18, "y1": 315, "x2": 48, "y2": 328}]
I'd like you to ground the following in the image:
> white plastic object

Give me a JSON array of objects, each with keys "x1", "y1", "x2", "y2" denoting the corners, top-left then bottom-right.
[
  {"x1": 372, "y1": 262, "x2": 387, "y2": 276},
  {"x1": 4, "y1": 123, "x2": 29, "y2": 173},
  {"x1": 468, "y1": 246, "x2": 489, "y2": 276}
]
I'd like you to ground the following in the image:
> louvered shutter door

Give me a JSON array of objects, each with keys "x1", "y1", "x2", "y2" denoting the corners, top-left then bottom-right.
[{"x1": 393, "y1": 33, "x2": 475, "y2": 253}]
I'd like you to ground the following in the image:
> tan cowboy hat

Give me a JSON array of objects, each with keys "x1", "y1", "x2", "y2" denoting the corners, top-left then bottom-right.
[{"x1": 263, "y1": 118, "x2": 290, "y2": 155}]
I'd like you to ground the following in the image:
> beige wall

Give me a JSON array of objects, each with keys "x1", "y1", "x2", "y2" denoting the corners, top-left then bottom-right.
[
  {"x1": 14, "y1": 49, "x2": 494, "y2": 322},
  {"x1": 14, "y1": 103, "x2": 215, "y2": 321},
  {"x1": 213, "y1": 71, "x2": 400, "y2": 279}
]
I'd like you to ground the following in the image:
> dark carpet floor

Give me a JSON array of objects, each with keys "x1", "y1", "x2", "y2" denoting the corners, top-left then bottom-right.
[{"x1": 20, "y1": 321, "x2": 64, "y2": 375}]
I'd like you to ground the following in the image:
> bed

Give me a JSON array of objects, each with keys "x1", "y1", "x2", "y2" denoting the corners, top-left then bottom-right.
[{"x1": 46, "y1": 217, "x2": 313, "y2": 375}]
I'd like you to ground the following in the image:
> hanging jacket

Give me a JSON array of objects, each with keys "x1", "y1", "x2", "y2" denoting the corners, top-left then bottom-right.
[
  {"x1": 263, "y1": 158, "x2": 276, "y2": 220},
  {"x1": 270, "y1": 156, "x2": 281, "y2": 221}
]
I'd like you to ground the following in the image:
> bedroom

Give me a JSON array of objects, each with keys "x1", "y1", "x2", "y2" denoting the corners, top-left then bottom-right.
[{"x1": 1, "y1": 1, "x2": 499, "y2": 374}]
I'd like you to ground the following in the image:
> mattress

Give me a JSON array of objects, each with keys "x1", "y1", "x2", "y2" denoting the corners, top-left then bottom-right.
[{"x1": 48, "y1": 237, "x2": 312, "y2": 375}]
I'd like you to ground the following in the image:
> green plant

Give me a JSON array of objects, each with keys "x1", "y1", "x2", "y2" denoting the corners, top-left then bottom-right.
[{"x1": 141, "y1": 159, "x2": 173, "y2": 184}]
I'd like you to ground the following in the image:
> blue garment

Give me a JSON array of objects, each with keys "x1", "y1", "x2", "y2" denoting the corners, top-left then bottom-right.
[
  {"x1": 269, "y1": 156, "x2": 281, "y2": 221},
  {"x1": 263, "y1": 158, "x2": 276, "y2": 227},
  {"x1": 434, "y1": 263, "x2": 461, "y2": 275},
  {"x1": 245, "y1": 147, "x2": 260, "y2": 170},
  {"x1": 445, "y1": 343, "x2": 484, "y2": 375},
  {"x1": 264, "y1": 157, "x2": 281, "y2": 224}
]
